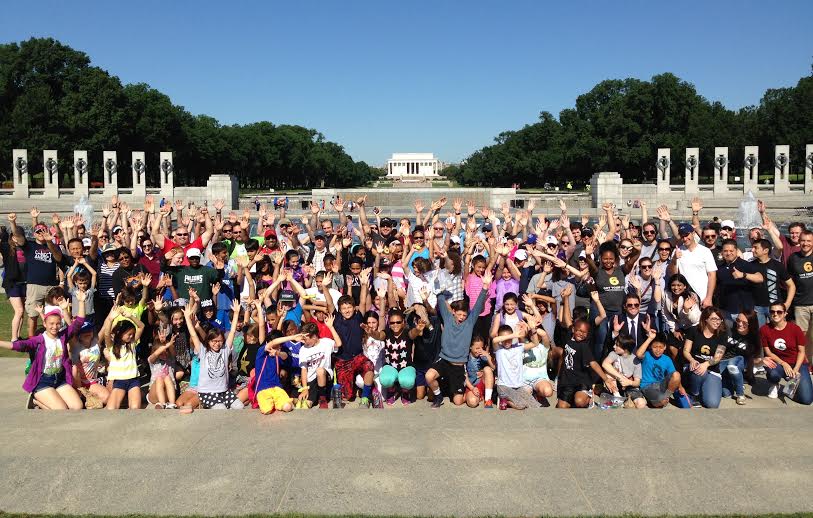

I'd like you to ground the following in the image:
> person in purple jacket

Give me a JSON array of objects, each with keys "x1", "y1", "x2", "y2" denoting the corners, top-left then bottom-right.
[{"x1": 0, "y1": 291, "x2": 88, "y2": 409}]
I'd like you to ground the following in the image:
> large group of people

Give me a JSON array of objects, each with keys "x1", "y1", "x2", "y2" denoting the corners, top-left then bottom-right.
[{"x1": 0, "y1": 193, "x2": 811, "y2": 411}]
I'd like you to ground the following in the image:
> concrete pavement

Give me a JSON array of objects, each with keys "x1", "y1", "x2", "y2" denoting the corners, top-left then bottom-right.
[{"x1": 0, "y1": 357, "x2": 811, "y2": 516}]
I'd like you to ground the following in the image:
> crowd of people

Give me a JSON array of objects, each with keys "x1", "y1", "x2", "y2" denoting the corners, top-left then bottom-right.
[{"x1": 0, "y1": 193, "x2": 811, "y2": 411}]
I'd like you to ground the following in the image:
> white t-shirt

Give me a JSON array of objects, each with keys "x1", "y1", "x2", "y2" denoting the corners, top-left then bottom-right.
[
  {"x1": 495, "y1": 343, "x2": 525, "y2": 389},
  {"x1": 677, "y1": 244, "x2": 717, "y2": 300},
  {"x1": 197, "y1": 345, "x2": 232, "y2": 394},
  {"x1": 43, "y1": 335, "x2": 63, "y2": 375},
  {"x1": 298, "y1": 338, "x2": 337, "y2": 382},
  {"x1": 303, "y1": 286, "x2": 342, "y2": 308}
]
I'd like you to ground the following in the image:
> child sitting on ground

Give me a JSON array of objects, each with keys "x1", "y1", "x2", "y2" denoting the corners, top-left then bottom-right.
[
  {"x1": 70, "y1": 321, "x2": 109, "y2": 409},
  {"x1": 635, "y1": 328, "x2": 682, "y2": 408},
  {"x1": 148, "y1": 330, "x2": 178, "y2": 409},
  {"x1": 493, "y1": 323, "x2": 543, "y2": 410},
  {"x1": 601, "y1": 333, "x2": 645, "y2": 408},
  {"x1": 464, "y1": 335, "x2": 495, "y2": 408},
  {"x1": 556, "y1": 319, "x2": 617, "y2": 409},
  {"x1": 298, "y1": 317, "x2": 342, "y2": 409}
]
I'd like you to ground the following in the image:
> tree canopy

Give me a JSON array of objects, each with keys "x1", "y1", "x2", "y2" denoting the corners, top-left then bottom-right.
[
  {"x1": 449, "y1": 71, "x2": 813, "y2": 188},
  {"x1": 0, "y1": 38, "x2": 375, "y2": 189}
]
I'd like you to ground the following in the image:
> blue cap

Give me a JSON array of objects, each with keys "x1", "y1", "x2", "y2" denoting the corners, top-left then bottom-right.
[
  {"x1": 678, "y1": 223, "x2": 694, "y2": 236},
  {"x1": 526, "y1": 234, "x2": 537, "y2": 245}
]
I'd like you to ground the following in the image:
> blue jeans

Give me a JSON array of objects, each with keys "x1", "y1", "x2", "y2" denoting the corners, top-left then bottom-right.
[
  {"x1": 754, "y1": 306, "x2": 770, "y2": 328},
  {"x1": 719, "y1": 356, "x2": 745, "y2": 397},
  {"x1": 684, "y1": 369, "x2": 722, "y2": 408},
  {"x1": 591, "y1": 304, "x2": 620, "y2": 359},
  {"x1": 765, "y1": 363, "x2": 813, "y2": 405}
]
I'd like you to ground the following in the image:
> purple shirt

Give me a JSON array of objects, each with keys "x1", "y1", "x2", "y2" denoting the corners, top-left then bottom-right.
[{"x1": 12, "y1": 317, "x2": 85, "y2": 393}]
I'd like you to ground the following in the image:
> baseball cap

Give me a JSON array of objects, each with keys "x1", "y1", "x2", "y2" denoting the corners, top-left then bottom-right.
[
  {"x1": 112, "y1": 225, "x2": 123, "y2": 234},
  {"x1": 186, "y1": 247, "x2": 202, "y2": 258},
  {"x1": 278, "y1": 217, "x2": 292, "y2": 226},
  {"x1": 33, "y1": 223, "x2": 48, "y2": 232},
  {"x1": 314, "y1": 230, "x2": 327, "y2": 240},
  {"x1": 79, "y1": 318, "x2": 95, "y2": 334},
  {"x1": 101, "y1": 243, "x2": 119, "y2": 255},
  {"x1": 545, "y1": 235, "x2": 559, "y2": 246},
  {"x1": 450, "y1": 235, "x2": 461, "y2": 244},
  {"x1": 514, "y1": 249, "x2": 528, "y2": 261},
  {"x1": 43, "y1": 305, "x2": 62, "y2": 320},
  {"x1": 387, "y1": 238, "x2": 402, "y2": 247},
  {"x1": 482, "y1": 222, "x2": 493, "y2": 232},
  {"x1": 445, "y1": 216, "x2": 456, "y2": 224},
  {"x1": 581, "y1": 227, "x2": 594, "y2": 238},
  {"x1": 678, "y1": 223, "x2": 694, "y2": 236},
  {"x1": 82, "y1": 238, "x2": 92, "y2": 248},
  {"x1": 720, "y1": 219, "x2": 736, "y2": 230},
  {"x1": 526, "y1": 234, "x2": 538, "y2": 245},
  {"x1": 380, "y1": 218, "x2": 395, "y2": 227},
  {"x1": 264, "y1": 229, "x2": 277, "y2": 240},
  {"x1": 279, "y1": 290, "x2": 296, "y2": 303}
]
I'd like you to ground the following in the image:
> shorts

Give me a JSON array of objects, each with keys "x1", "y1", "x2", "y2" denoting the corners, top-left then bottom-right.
[
  {"x1": 6, "y1": 282, "x2": 26, "y2": 298},
  {"x1": 430, "y1": 358, "x2": 466, "y2": 396},
  {"x1": 200, "y1": 390, "x2": 242, "y2": 409},
  {"x1": 255, "y1": 387, "x2": 291, "y2": 414},
  {"x1": 81, "y1": 378, "x2": 100, "y2": 389},
  {"x1": 642, "y1": 379, "x2": 672, "y2": 405},
  {"x1": 557, "y1": 384, "x2": 590, "y2": 406},
  {"x1": 414, "y1": 367, "x2": 428, "y2": 387},
  {"x1": 622, "y1": 387, "x2": 645, "y2": 401},
  {"x1": 25, "y1": 284, "x2": 55, "y2": 318},
  {"x1": 465, "y1": 380, "x2": 486, "y2": 400},
  {"x1": 524, "y1": 374, "x2": 551, "y2": 388},
  {"x1": 34, "y1": 371, "x2": 68, "y2": 393},
  {"x1": 112, "y1": 377, "x2": 141, "y2": 392}
]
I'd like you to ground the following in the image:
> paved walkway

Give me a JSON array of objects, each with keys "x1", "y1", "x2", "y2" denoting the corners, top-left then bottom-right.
[{"x1": 0, "y1": 357, "x2": 811, "y2": 516}]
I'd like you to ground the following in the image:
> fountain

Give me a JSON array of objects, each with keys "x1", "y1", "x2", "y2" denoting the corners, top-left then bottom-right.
[
  {"x1": 737, "y1": 191, "x2": 761, "y2": 230},
  {"x1": 73, "y1": 195, "x2": 94, "y2": 228}
]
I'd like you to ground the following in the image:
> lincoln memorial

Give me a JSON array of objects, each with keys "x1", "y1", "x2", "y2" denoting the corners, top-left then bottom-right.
[{"x1": 386, "y1": 152, "x2": 442, "y2": 180}]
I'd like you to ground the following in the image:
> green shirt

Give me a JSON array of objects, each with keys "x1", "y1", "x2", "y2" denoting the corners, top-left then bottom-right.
[{"x1": 173, "y1": 265, "x2": 220, "y2": 302}]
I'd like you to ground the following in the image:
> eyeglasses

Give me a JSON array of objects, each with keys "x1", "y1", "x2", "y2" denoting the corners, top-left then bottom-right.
[
  {"x1": 639, "y1": 264, "x2": 653, "y2": 270},
  {"x1": 770, "y1": 310, "x2": 785, "y2": 315},
  {"x1": 626, "y1": 303, "x2": 640, "y2": 308},
  {"x1": 708, "y1": 317, "x2": 722, "y2": 323},
  {"x1": 142, "y1": 243, "x2": 153, "y2": 248},
  {"x1": 736, "y1": 320, "x2": 749, "y2": 326},
  {"x1": 643, "y1": 230, "x2": 656, "y2": 235}
]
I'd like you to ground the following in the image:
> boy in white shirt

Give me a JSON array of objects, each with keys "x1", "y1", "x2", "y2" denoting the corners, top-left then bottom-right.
[
  {"x1": 297, "y1": 317, "x2": 341, "y2": 409},
  {"x1": 493, "y1": 323, "x2": 542, "y2": 410}
]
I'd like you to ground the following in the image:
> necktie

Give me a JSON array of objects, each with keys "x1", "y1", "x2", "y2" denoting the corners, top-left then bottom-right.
[{"x1": 629, "y1": 319, "x2": 637, "y2": 343}]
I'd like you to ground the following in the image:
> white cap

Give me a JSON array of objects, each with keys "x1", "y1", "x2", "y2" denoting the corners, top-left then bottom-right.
[
  {"x1": 445, "y1": 216, "x2": 456, "y2": 224},
  {"x1": 82, "y1": 238, "x2": 92, "y2": 247},
  {"x1": 450, "y1": 235, "x2": 461, "y2": 244},
  {"x1": 185, "y1": 247, "x2": 202, "y2": 258},
  {"x1": 545, "y1": 235, "x2": 559, "y2": 245},
  {"x1": 721, "y1": 220, "x2": 736, "y2": 229},
  {"x1": 514, "y1": 249, "x2": 528, "y2": 261}
]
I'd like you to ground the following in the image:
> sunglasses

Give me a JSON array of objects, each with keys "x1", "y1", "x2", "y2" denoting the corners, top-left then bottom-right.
[
  {"x1": 658, "y1": 247, "x2": 672, "y2": 252},
  {"x1": 433, "y1": 227, "x2": 444, "y2": 231},
  {"x1": 620, "y1": 245, "x2": 633, "y2": 251},
  {"x1": 561, "y1": 241, "x2": 571, "y2": 245},
  {"x1": 626, "y1": 303, "x2": 640, "y2": 308},
  {"x1": 639, "y1": 264, "x2": 653, "y2": 270},
  {"x1": 413, "y1": 235, "x2": 424, "y2": 240},
  {"x1": 770, "y1": 310, "x2": 785, "y2": 315},
  {"x1": 643, "y1": 230, "x2": 656, "y2": 235},
  {"x1": 263, "y1": 224, "x2": 273, "y2": 228},
  {"x1": 389, "y1": 320, "x2": 404, "y2": 325},
  {"x1": 547, "y1": 243, "x2": 557, "y2": 248},
  {"x1": 703, "y1": 234, "x2": 717, "y2": 239},
  {"x1": 176, "y1": 233, "x2": 189, "y2": 237}
]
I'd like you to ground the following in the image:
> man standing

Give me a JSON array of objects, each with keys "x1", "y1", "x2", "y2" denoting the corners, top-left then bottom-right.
[
  {"x1": 751, "y1": 239, "x2": 795, "y2": 327},
  {"x1": 671, "y1": 223, "x2": 717, "y2": 309},
  {"x1": 172, "y1": 248, "x2": 221, "y2": 307},
  {"x1": 787, "y1": 230, "x2": 813, "y2": 364},
  {"x1": 716, "y1": 239, "x2": 763, "y2": 326}
]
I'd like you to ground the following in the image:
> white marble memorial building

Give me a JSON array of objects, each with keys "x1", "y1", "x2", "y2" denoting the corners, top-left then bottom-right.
[{"x1": 386, "y1": 153, "x2": 441, "y2": 180}]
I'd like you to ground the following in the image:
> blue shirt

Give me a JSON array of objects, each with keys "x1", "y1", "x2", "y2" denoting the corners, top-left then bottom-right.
[
  {"x1": 254, "y1": 347, "x2": 283, "y2": 392},
  {"x1": 282, "y1": 340, "x2": 304, "y2": 371},
  {"x1": 640, "y1": 350, "x2": 675, "y2": 387},
  {"x1": 466, "y1": 354, "x2": 489, "y2": 384}
]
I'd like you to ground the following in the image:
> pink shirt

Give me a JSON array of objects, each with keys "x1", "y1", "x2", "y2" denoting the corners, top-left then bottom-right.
[{"x1": 465, "y1": 274, "x2": 495, "y2": 316}]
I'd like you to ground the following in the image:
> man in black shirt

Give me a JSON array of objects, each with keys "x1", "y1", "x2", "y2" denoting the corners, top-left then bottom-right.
[
  {"x1": 752, "y1": 239, "x2": 795, "y2": 327},
  {"x1": 715, "y1": 239, "x2": 763, "y2": 327},
  {"x1": 787, "y1": 230, "x2": 813, "y2": 363}
]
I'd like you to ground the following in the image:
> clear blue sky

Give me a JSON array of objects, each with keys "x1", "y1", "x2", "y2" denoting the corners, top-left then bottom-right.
[{"x1": 2, "y1": 1, "x2": 811, "y2": 166}]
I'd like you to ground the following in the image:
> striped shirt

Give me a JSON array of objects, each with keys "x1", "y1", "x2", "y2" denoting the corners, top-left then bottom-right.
[
  {"x1": 97, "y1": 261, "x2": 120, "y2": 299},
  {"x1": 107, "y1": 344, "x2": 138, "y2": 381}
]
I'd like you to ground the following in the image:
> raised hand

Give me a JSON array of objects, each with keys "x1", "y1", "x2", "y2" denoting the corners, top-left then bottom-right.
[
  {"x1": 414, "y1": 199, "x2": 425, "y2": 213},
  {"x1": 690, "y1": 196, "x2": 703, "y2": 213},
  {"x1": 612, "y1": 314, "x2": 624, "y2": 334},
  {"x1": 30, "y1": 207, "x2": 40, "y2": 219},
  {"x1": 656, "y1": 205, "x2": 671, "y2": 222},
  {"x1": 213, "y1": 199, "x2": 225, "y2": 212},
  {"x1": 7, "y1": 212, "x2": 16, "y2": 223}
]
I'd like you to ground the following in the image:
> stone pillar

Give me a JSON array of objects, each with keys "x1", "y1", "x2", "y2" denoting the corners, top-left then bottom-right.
[
  {"x1": 159, "y1": 151, "x2": 174, "y2": 199},
  {"x1": 805, "y1": 144, "x2": 813, "y2": 194},
  {"x1": 73, "y1": 150, "x2": 89, "y2": 199},
  {"x1": 103, "y1": 150, "x2": 118, "y2": 197},
  {"x1": 656, "y1": 148, "x2": 671, "y2": 194},
  {"x1": 12, "y1": 149, "x2": 29, "y2": 198},
  {"x1": 590, "y1": 172, "x2": 623, "y2": 208},
  {"x1": 713, "y1": 147, "x2": 728, "y2": 195},
  {"x1": 743, "y1": 145, "x2": 759, "y2": 194},
  {"x1": 207, "y1": 174, "x2": 239, "y2": 209},
  {"x1": 43, "y1": 149, "x2": 59, "y2": 199},
  {"x1": 684, "y1": 148, "x2": 699, "y2": 194},
  {"x1": 773, "y1": 144, "x2": 790, "y2": 194},
  {"x1": 131, "y1": 151, "x2": 146, "y2": 198}
]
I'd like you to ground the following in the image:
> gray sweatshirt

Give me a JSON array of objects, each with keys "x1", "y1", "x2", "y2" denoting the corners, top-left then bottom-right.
[{"x1": 437, "y1": 288, "x2": 488, "y2": 363}]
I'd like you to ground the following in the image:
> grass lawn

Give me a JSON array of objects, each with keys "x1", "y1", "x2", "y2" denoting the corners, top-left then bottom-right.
[{"x1": 0, "y1": 293, "x2": 26, "y2": 358}]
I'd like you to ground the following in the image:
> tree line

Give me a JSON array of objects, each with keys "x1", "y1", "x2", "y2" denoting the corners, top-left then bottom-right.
[
  {"x1": 445, "y1": 69, "x2": 813, "y2": 188},
  {"x1": 0, "y1": 38, "x2": 377, "y2": 189}
]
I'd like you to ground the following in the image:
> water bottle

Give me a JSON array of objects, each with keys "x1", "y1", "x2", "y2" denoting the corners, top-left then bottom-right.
[{"x1": 331, "y1": 383, "x2": 343, "y2": 409}]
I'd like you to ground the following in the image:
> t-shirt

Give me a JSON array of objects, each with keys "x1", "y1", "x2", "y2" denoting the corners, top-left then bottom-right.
[
  {"x1": 753, "y1": 258, "x2": 791, "y2": 307},
  {"x1": 71, "y1": 342, "x2": 101, "y2": 382},
  {"x1": 253, "y1": 347, "x2": 284, "y2": 392},
  {"x1": 333, "y1": 311, "x2": 364, "y2": 361},
  {"x1": 112, "y1": 264, "x2": 147, "y2": 299},
  {"x1": 605, "y1": 351, "x2": 642, "y2": 383},
  {"x1": 173, "y1": 265, "x2": 220, "y2": 303},
  {"x1": 298, "y1": 338, "x2": 337, "y2": 382},
  {"x1": 760, "y1": 322, "x2": 807, "y2": 366},
  {"x1": 283, "y1": 340, "x2": 304, "y2": 371},
  {"x1": 236, "y1": 342, "x2": 261, "y2": 378},
  {"x1": 723, "y1": 331, "x2": 753, "y2": 360},
  {"x1": 70, "y1": 287, "x2": 96, "y2": 316},
  {"x1": 677, "y1": 245, "x2": 717, "y2": 300},
  {"x1": 787, "y1": 252, "x2": 813, "y2": 306},
  {"x1": 97, "y1": 260, "x2": 120, "y2": 300},
  {"x1": 640, "y1": 350, "x2": 676, "y2": 387},
  {"x1": 595, "y1": 267, "x2": 625, "y2": 314},
  {"x1": 716, "y1": 258, "x2": 757, "y2": 312},
  {"x1": 384, "y1": 330, "x2": 414, "y2": 369},
  {"x1": 522, "y1": 343, "x2": 550, "y2": 382},
  {"x1": 42, "y1": 335, "x2": 63, "y2": 375},
  {"x1": 466, "y1": 354, "x2": 490, "y2": 384},
  {"x1": 558, "y1": 339, "x2": 594, "y2": 389},
  {"x1": 687, "y1": 327, "x2": 728, "y2": 373},
  {"x1": 22, "y1": 240, "x2": 65, "y2": 286},
  {"x1": 107, "y1": 344, "x2": 138, "y2": 381},
  {"x1": 161, "y1": 236, "x2": 205, "y2": 266},
  {"x1": 196, "y1": 344, "x2": 232, "y2": 393},
  {"x1": 495, "y1": 342, "x2": 525, "y2": 389}
]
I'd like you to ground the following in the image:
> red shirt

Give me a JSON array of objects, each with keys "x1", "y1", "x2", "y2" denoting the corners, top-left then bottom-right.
[
  {"x1": 138, "y1": 251, "x2": 164, "y2": 288},
  {"x1": 161, "y1": 236, "x2": 204, "y2": 266},
  {"x1": 760, "y1": 322, "x2": 807, "y2": 366},
  {"x1": 314, "y1": 319, "x2": 332, "y2": 340}
]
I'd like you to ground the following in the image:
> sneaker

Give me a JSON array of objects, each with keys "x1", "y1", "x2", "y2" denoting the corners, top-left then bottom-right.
[
  {"x1": 358, "y1": 397, "x2": 371, "y2": 408},
  {"x1": 753, "y1": 366, "x2": 765, "y2": 375},
  {"x1": 401, "y1": 396, "x2": 411, "y2": 406},
  {"x1": 371, "y1": 387, "x2": 383, "y2": 409},
  {"x1": 165, "y1": 403, "x2": 178, "y2": 409},
  {"x1": 430, "y1": 396, "x2": 444, "y2": 408},
  {"x1": 385, "y1": 396, "x2": 396, "y2": 406},
  {"x1": 767, "y1": 384, "x2": 779, "y2": 399},
  {"x1": 319, "y1": 397, "x2": 329, "y2": 409},
  {"x1": 498, "y1": 398, "x2": 508, "y2": 410},
  {"x1": 484, "y1": 399, "x2": 494, "y2": 409},
  {"x1": 690, "y1": 397, "x2": 702, "y2": 409},
  {"x1": 736, "y1": 395, "x2": 746, "y2": 405}
]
